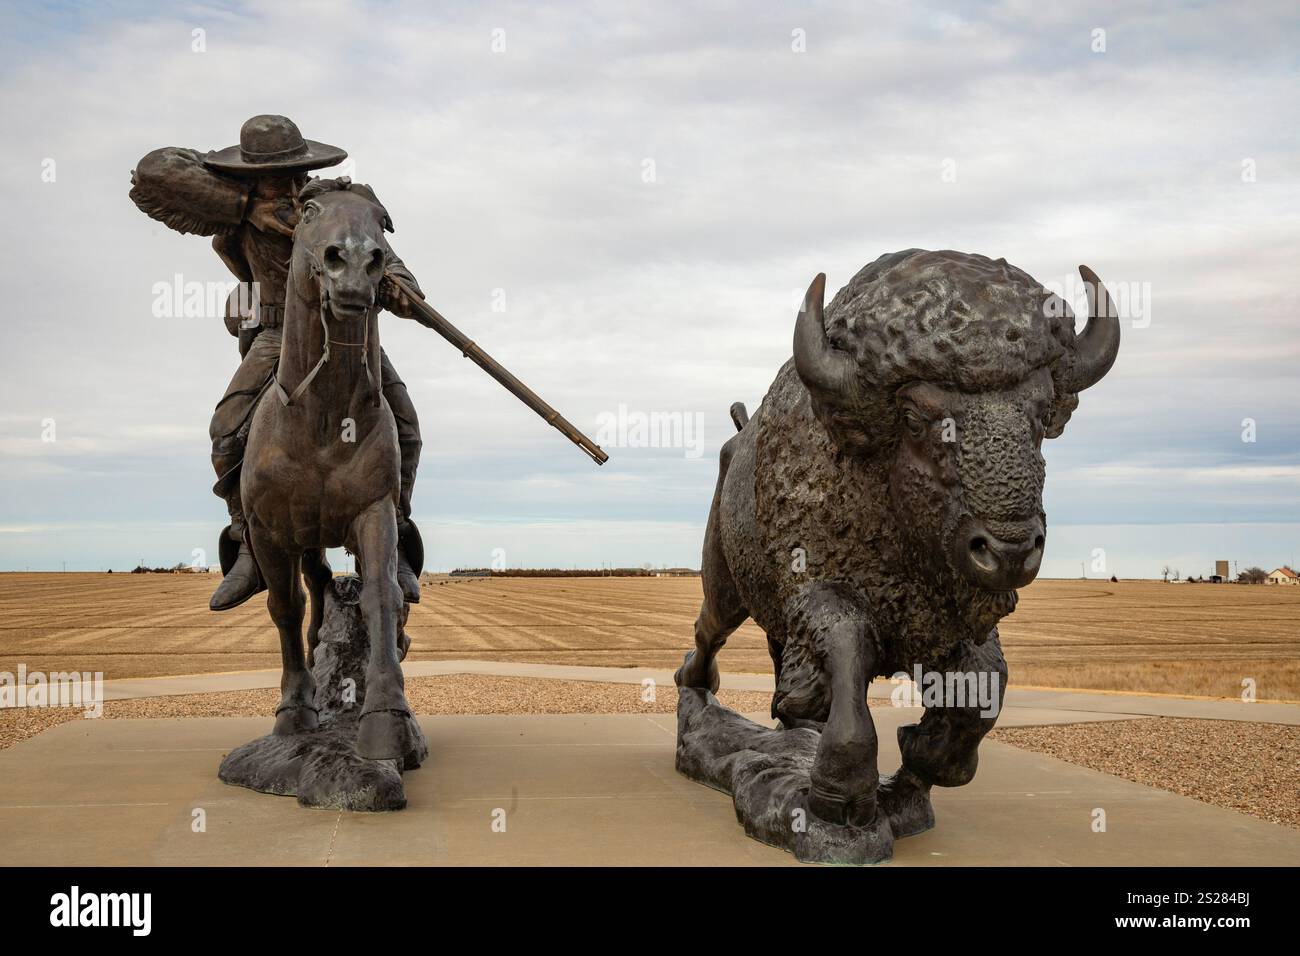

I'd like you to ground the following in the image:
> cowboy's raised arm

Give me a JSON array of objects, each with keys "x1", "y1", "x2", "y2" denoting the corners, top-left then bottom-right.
[
  {"x1": 129, "y1": 147, "x2": 249, "y2": 236},
  {"x1": 378, "y1": 246, "x2": 425, "y2": 319}
]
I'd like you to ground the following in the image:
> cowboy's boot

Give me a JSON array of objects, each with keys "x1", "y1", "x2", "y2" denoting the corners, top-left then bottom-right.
[
  {"x1": 396, "y1": 519, "x2": 421, "y2": 604},
  {"x1": 211, "y1": 500, "x2": 265, "y2": 612},
  {"x1": 395, "y1": 431, "x2": 423, "y2": 604}
]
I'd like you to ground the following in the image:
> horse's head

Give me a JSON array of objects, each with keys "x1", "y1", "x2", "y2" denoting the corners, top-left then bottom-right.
[{"x1": 292, "y1": 177, "x2": 394, "y2": 320}]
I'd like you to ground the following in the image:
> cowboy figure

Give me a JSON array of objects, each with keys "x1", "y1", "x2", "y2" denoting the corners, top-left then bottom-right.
[{"x1": 130, "y1": 115, "x2": 425, "y2": 610}]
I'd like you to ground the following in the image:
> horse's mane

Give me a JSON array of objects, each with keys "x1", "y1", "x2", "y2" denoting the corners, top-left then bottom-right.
[{"x1": 298, "y1": 177, "x2": 394, "y2": 232}]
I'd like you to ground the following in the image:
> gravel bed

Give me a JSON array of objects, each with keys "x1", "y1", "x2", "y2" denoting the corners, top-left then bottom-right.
[
  {"x1": 991, "y1": 717, "x2": 1300, "y2": 828},
  {"x1": 0, "y1": 675, "x2": 774, "y2": 751}
]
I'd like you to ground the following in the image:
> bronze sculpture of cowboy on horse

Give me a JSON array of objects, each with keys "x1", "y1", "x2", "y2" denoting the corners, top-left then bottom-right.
[
  {"x1": 129, "y1": 115, "x2": 428, "y2": 611},
  {"x1": 129, "y1": 114, "x2": 605, "y2": 758}
]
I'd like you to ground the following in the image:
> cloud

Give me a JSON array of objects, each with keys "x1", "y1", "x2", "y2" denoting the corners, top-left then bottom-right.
[{"x1": 0, "y1": 0, "x2": 1296, "y2": 575}]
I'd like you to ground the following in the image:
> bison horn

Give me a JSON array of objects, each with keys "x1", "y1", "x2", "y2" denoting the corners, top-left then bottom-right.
[
  {"x1": 1073, "y1": 265, "x2": 1121, "y2": 390},
  {"x1": 793, "y1": 273, "x2": 858, "y2": 404}
]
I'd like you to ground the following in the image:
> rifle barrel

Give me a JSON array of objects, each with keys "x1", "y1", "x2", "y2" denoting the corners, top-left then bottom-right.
[{"x1": 386, "y1": 274, "x2": 608, "y2": 465}]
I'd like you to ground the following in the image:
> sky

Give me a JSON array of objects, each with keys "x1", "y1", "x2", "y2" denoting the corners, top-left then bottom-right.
[{"x1": 0, "y1": 0, "x2": 1297, "y2": 578}]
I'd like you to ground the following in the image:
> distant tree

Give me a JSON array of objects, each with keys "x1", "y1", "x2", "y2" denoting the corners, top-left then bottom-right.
[
  {"x1": 1172, "y1": 568, "x2": 1180, "y2": 581},
  {"x1": 1238, "y1": 566, "x2": 1268, "y2": 584},
  {"x1": 1161, "y1": 565, "x2": 1170, "y2": 582}
]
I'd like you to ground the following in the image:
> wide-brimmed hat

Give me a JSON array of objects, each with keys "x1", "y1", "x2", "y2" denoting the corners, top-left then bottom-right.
[{"x1": 203, "y1": 114, "x2": 347, "y2": 175}]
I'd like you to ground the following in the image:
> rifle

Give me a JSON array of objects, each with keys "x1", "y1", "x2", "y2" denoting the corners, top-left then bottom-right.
[{"x1": 385, "y1": 273, "x2": 608, "y2": 465}]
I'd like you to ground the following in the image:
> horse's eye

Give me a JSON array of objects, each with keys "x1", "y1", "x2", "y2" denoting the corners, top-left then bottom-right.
[
  {"x1": 324, "y1": 246, "x2": 344, "y2": 269},
  {"x1": 367, "y1": 249, "x2": 384, "y2": 273}
]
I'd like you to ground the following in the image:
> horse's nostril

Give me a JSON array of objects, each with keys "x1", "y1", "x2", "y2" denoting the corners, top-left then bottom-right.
[
  {"x1": 1033, "y1": 535, "x2": 1045, "y2": 550},
  {"x1": 970, "y1": 537, "x2": 988, "y2": 554}
]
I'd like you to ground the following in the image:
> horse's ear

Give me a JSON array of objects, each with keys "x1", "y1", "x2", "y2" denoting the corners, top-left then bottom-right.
[{"x1": 382, "y1": 213, "x2": 394, "y2": 233}]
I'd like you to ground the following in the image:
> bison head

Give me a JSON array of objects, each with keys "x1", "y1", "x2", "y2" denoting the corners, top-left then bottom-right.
[{"x1": 792, "y1": 250, "x2": 1119, "y2": 592}]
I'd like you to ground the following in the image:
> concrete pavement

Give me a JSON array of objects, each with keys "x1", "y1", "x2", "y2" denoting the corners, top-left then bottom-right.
[
  {"x1": 5, "y1": 660, "x2": 1296, "y2": 865},
  {"x1": 1, "y1": 707, "x2": 1296, "y2": 866}
]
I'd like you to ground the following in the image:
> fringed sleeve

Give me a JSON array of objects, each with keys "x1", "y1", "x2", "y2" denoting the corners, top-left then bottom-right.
[
  {"x1": 384, "y1": 249, "x2": 422, "y2": 297},
  {"x1": 379, "y1": 245, "x2": 425, "y2": 315},
  {"x1": 129, "y1": 147, "x2": 249, "y2": 237}
]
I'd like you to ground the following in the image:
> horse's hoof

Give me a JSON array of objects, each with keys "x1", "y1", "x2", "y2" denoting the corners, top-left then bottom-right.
[
  {"x1": 357, "y1": 710, "x2": 414, "y2": 760},
  {"x1": 673, "y1": 651, "x2": 720, "y2": 693},
  {"x1": 273, "y1": 705, "x2": 319, "y2": 736}
]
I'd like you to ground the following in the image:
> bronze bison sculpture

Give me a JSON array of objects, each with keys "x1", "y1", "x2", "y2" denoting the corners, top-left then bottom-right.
[{"x1": 675, "y1": 249, "x2": 1120, "y2": 862}]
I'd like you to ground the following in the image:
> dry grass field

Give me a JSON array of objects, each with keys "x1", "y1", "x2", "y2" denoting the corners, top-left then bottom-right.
[{"x1": 0, "y1": 573, "x2": 1297, "y2": 700}]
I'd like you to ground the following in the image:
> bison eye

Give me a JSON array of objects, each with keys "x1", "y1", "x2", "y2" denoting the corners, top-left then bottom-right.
[{"x1": 903, "y1": 408, "x2": 927, "y2": 440}]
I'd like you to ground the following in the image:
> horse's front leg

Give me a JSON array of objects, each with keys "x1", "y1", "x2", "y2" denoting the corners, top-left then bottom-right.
[
  {"x1": 246, "y1": 525, "x2": 317, "y2": 735},
  {"x1": 301, "y1": 548, "x2": 332, "y2": 669},
  {"x1": 351, "y1": 499, "x2": 415, "y2": 760}
]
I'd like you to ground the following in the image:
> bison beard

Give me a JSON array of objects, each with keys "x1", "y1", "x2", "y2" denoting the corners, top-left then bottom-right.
[{"x1": 673, "y1": 249, "x2": 1120, "y2": 864}]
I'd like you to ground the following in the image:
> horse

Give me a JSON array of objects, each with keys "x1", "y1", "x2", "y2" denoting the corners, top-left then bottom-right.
[{"x1": 240, "y1": 177, "x2": 415, "y2": 760}]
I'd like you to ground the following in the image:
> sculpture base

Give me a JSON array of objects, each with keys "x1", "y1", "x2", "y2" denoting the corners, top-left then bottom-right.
[
  {"x1": 675, "y1": 687, "x2": 895, "y2": 864},
  {"x1": 219, "y1": 575, "x2": 426, "y2": 811}
]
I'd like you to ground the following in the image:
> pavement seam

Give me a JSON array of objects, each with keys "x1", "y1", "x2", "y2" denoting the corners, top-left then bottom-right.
[
  {"x1": 324, "y1": 811, "x2": 341, "y2": 867},
  {"x1": 644, "y1": 715, "x2": 675, "y2": 738}
]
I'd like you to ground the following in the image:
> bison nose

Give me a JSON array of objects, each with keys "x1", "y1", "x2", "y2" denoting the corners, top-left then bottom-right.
[{"x1": 958, "y1": 517, "x2": 1045, "y2": 590}]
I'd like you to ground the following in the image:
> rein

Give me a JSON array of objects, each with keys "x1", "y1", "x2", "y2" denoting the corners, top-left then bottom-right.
[{"x1": 271, "y1": 252, "x2": 381, "y2": 409}]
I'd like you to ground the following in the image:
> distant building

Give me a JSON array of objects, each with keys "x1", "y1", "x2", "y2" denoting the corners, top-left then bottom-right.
[{"x1": 1266, "y1": 567, "x2": 1299, "y2": 585}]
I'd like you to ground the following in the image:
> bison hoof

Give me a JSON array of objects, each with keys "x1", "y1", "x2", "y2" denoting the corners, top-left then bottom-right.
[
  {"x1": 357, "y1": 710, "x2": 415, "y2": 760},
  {"x1": 796, "y1": 790, "x2": 894, "y2": 865},
  {"x1": 272, "y1": 704, "x2": 319, "y2": 736},
  {"x1": 807, "y1": 784, "x2": 879, "y2": 829},
  {"x1": 878, "y1": 768, "x2": 935, "y2": 838},
  {"x1": 674, "y1": 650, "x2": 720, "y2": 693}
]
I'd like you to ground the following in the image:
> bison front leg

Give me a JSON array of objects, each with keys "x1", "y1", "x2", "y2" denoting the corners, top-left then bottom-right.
[
  {"x1": 882, "y1": 629, "x2": 1008, "y2": 837},
  {"x1": 791, "y1": 584, "x2": 885, "y2": 834}
]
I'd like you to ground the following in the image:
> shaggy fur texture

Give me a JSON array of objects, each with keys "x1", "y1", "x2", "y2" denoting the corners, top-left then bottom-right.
[
  {"x1": 815, "y1": 249, "x2": 1083, "y2": 452},
  {"x1": 718, "y1": 250, "x2": 1083, "y2": 722}
]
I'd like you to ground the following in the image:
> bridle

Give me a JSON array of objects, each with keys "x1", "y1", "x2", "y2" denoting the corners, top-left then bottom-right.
[{"x1": 271, "y1": 247, "x2": 381, "y2": 409}]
